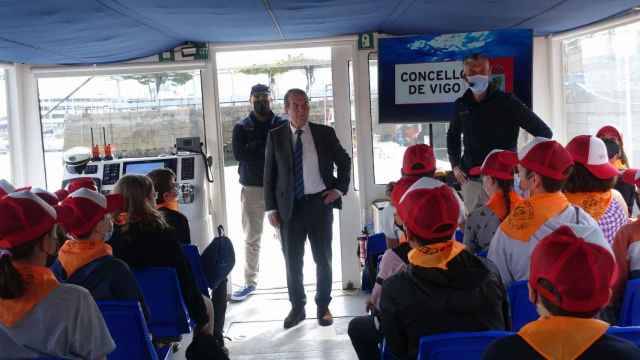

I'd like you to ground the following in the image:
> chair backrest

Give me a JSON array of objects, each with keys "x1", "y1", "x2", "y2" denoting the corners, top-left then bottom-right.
[
  {"x1": 608, "y1": 326, "x2": 640, "y2": 347},
  {"x1": 508, "y1": 280, "x2": 538, "y2": 330},
  {"x1": 133, "y1": 267, "x2": 190, "y2": 339},
  {"x1": 182, "y1": 244, "x2": 210, "y2": 297},
  {"x1": 619, "y1": 279, "x2": 640, "y2": 326},
  {"x1": 367, "y1": 233, "x2": 387, "y2": 256},
  {"x1": 418, "y1": 331, "x2": 513, "y2": 360},
  {"x1": 97, "y1": 301, "x2": 159, "y2": 360}
]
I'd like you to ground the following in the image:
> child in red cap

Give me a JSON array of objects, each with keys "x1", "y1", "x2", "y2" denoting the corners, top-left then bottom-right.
[
  {"x1": 379, "y1": 177, "x2": 507, "y2": 360},
  {"x1": 0, "y1": 191, "x2": 115, "y2": 358},
  {"x1": 348, "y1": 175, "x2": 420, "y2": 360},
  {"x1": 610, "y1": 169, "x2": 640, "y2": 320},
  {"x1": 50, "y1": 188, "x2": 150, "y2": 320},
  {"x1": 465, "y1": 150, "x2": 522, "y2": 254},
  {"x1": 488, "y1": 137, "x2": 609, "y2": 288},
  {"x1": 564, "y1": 135, "x2": 628, "y2": 244},
  {"x1": 485, "y1": 225, "x2": 640, "y2": 359},
  {"x1": 380, "y1": 144, "x2": 438, "y2": 249}
]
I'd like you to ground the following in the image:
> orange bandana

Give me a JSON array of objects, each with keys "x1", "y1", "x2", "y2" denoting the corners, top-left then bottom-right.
[
  {"x1": 565, "y1": 191, "x2": 612, "y2": 222},
  {"x1": 518, "y1": 316, "x2": 608, "y2": 360},
  {"x1": 0, "y1": 263, "x2": 59, "y2": 327},
  {"x1": 157, "y1": 200, "x2": 179, "y2": 212},
  {"x1": 57, "y1": 239, "x2": 113, "y2": 278},
  {"x1": 408, "y1": 240, "x2": 465, "y2": 269},
  {"x1": 500, "y1": 192, "x2": 570, "y2": 242},
  {"x1": 486, "y1": 191, "x2": 523, "y2": 221}
]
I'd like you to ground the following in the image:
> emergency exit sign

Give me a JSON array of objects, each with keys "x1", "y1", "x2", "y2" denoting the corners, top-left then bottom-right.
[{"x1": 358, "y1": 33, "x2": 375, "y2": 50}]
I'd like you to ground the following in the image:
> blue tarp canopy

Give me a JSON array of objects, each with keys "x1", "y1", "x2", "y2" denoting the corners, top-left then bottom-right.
[{"x1": 0, "y1": 0, "x2": 638, "y2": 64}]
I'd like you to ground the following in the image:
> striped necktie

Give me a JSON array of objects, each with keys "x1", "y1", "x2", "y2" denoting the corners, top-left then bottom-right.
[{"x1": 294, "y1": 129, "x2": 305, "y2": 199}]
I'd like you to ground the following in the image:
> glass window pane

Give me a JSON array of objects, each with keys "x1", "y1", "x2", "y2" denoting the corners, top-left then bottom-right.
[
  {"x1": 348, "y1": 60, "x2": 359, "y2": 191},
  {"x1": 0, "y1": 70, "x2": 10, "y2": 182},
  {"x1": 369, "y1": 56, "x2": 451, "y2": 185},
  {"x1": 562, "y1": 21, "x2": 640, "y2": 166},
  {"x1": 38, "y1": 70, "x2": 204, "y2": 189}
]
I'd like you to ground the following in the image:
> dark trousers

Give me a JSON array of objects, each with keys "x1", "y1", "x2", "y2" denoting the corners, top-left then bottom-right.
[
  {"x1": 212, "y1": 278, "x2": 228, "y2": 341},
  {"x1": 348, "y1": 315, "x2": 382, "y2": 360},
  {"x1": 280, "y1": 194, "x2": 333, "y2": 309}
]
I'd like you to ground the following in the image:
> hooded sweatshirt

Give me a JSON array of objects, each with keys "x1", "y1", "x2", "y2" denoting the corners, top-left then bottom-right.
[{"x1": 380, "y1": 248, "x2": 508, "y2": 359}]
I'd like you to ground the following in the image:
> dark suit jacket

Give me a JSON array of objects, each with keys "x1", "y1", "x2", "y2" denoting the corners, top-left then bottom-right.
[{"x1": 264, "y1": 121, "x2": 351, "y2": 221}]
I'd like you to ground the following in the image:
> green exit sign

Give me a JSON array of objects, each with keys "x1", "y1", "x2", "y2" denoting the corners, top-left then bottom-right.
[{"x1": 358, "y1": 32, "x2": 375, "y2": 50}]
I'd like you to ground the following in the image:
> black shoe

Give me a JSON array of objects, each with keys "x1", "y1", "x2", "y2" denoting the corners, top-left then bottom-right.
[
  {"x1": 284, "y1": 307, "x2": 306, "y2": 329},
  {"x1": 317, "y1": 307, "x2": 333, "y2": 326}
]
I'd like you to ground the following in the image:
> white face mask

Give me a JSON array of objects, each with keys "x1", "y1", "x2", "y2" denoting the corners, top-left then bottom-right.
[{"x1": 467, "y1": 75, "x2": 489, "y2": 94}]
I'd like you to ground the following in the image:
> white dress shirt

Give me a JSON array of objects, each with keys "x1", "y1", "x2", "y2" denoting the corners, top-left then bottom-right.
[{"x1": 290, "y1": 122, "x2": 327, "y2": 195}]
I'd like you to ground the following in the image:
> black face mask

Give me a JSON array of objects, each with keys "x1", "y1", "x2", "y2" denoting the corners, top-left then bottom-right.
[{"x1": 253, "y1": 101, "x2": 270, "y2": 116}]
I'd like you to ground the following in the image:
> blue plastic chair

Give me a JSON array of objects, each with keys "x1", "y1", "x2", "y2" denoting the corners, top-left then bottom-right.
[
  {"x1": 367, "y1": 233, "x2": 387, "y2": 256},
  {"x1": 507, "y1": 280, "x2": 538, "y2": 330},
  {"x1": 608, "y1": 326, "x2": 640, "y2": 347},
  {"x1": 97, "y1": 301, "x2": 159, "y2": 360},
  {"x1": 417, "y1": 331, "x2": 513, "y2": 360},
  {"x1": 182, "y1": 245, "x2": 210, "y2": 297},
  {"x1": 133, "y1": 268, "x2": 191, "y2": 340},
  {"x1": 619, "y1": 279, "x2": 640, "y2": 326}
]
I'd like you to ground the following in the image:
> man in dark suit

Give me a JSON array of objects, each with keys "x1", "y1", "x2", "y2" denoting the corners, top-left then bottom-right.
[{"x1": 264, "y1": 88, "x2": 351, "y2": 329}]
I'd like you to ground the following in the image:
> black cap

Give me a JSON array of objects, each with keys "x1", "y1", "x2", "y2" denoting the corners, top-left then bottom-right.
[{"x1": 250, "y1": 84, "x2": 270, "y2": 96}]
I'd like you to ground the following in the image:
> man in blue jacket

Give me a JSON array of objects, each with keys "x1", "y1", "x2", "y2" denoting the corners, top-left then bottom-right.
[{"x1": 231, "y1": 84, "x2": 285, "y2": 301}]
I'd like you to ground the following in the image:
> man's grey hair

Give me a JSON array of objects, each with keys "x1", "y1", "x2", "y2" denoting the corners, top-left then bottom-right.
[
  {"x1": 463, "y1": 53, "x2": 489, "y2": 65},
  {"x1": 284, "y1": 88, "x2": 309, "y2": 107}
]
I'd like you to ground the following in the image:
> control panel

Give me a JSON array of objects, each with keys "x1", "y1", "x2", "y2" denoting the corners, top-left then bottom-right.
[{"x1": 62, "y1": 154, "x2": 210, "y2": 249}]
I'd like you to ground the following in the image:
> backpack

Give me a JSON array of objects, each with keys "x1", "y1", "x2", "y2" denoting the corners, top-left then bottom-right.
[{"x1": 201, "y1": 225, "x2": 236, "y2": 291}]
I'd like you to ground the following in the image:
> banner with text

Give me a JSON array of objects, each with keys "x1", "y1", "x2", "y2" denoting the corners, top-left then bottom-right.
[{"x1": 378, "y1": 29, "x2": 532, "y2": 123}]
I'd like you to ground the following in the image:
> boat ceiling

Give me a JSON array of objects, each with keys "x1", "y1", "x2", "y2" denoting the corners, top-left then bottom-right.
[{"x1": 1, "y1": 0, "x2": 638, "y2": 64}]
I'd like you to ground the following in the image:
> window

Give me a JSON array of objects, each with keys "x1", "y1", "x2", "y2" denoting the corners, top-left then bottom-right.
[
  {"x1": 562, "y1": 21, "x2": 640, "y2": 166},
  {"x1": 0, "y1": 70, "x2": 10, "y2": 182},
  {"x1": 369, "y1": 55, "x2": 451, "y2": 185},
  {"x1": 38, "y1": 70, "x2": 204, "y2": 189}
]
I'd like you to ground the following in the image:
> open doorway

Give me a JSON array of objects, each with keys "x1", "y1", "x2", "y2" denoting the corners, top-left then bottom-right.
[{"x1": 215, "y1": 47, "x2": 343, "y2": 291}]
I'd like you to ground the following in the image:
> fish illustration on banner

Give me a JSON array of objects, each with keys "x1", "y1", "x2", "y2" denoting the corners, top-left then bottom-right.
[{"x1": 378, "y1": 29, "x2": 532, "y2": 124}]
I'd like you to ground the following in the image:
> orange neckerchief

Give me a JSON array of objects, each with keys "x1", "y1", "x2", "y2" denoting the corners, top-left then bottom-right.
[
  {"x1": 157, "y1": 200, "x2": 179, "y2": 212},
  {"x1": 57, "y1": 239, "x2": 113, "y2": 278},
  {"x1": 486, "y1": 191, "x2": 524, "y2": 221},
  {"x1": 0, "y1": 263, "x2": 59, "y2": 327},
  {"x1": 518, "y1": 316, "x2": 608, "y2": 360},
  {"x1": 613, "y1": 159, "x2": 626, "y2": 170},
  {"x1": 565, "y1": 191, "x2": 612, "y2": 222},
  {"x1": 500, "y1": 192, "x2": 570, "y2": 242},
  {"x1": 408, "y1": 240, "x2": 465, "y2": 269}
]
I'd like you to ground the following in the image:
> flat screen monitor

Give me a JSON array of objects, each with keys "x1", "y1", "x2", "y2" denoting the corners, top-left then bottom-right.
[{"x1": 124, "y1": 161, "x2": 165, "y2": 175}]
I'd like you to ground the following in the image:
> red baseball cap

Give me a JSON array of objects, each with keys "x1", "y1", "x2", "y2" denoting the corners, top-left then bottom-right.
[
  {"x1": 31, "y1": 187, "x2": 66, "y2": 206},
  {"x1": 58, "y1": 188, "x2": 123, "y2": 238},
  {"x1": 396, "y1": 177, "x2": 459, "y2": 240},
  {"x1": 622, "y1": 169, "x2": 640, "y2": 187},
  {"x1": 0, "y1": 191, "x2": 59, "y2": 249},
  {"x1": 469, "y1": 150, "x2": 518, "y2": 180},
  {"x1": 530, "y1": 225, "x2": 615, "y2": 313},
  {"x1": 67, "y1": 177, "x2": 98, "y2": 193},
  {"x1": 390, "y1": 176, "x2": 420, "y2": 207},
  {"x1": 566, "y1": 135, "x2": 619, "y2": 179},
  {"x1": 518, "y1": 137, "x2": 574, "y2": 180},
  {"x1": 596, "y1": 125, "x2": 623, "y2": 144},
  {"x1": 402, "y1": 144, "x2": 436, "y2": 176},
  {"x1": 0, "y1": 179, "x2": 16, "y2": 198}
]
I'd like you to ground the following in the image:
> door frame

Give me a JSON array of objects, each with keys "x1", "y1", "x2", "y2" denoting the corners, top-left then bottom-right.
[{"x1": 205, "y1": 39, "x2": 363, "y2": 288}]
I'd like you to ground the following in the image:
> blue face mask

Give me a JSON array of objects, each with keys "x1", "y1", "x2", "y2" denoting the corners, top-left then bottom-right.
[{"x1": 467, "y1": 75, "x2": 489, "y2": 94}]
